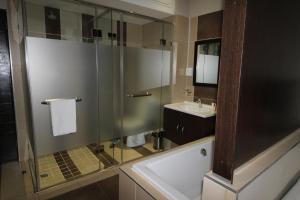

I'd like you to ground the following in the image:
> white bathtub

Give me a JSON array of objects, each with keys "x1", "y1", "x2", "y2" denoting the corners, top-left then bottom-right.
[{"x1": 132, "y1": 137, "x2": 214, "y2": 200}]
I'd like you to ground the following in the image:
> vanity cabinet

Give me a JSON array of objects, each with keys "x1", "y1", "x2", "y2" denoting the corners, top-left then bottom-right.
[{"x1": 163, "y1": 108, "x2": 215, "y2": 145}]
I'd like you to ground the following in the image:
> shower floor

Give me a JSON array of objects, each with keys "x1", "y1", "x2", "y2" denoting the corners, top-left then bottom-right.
[{"x1": 37, "y1": 140, "x2": 159, "y2": 189}]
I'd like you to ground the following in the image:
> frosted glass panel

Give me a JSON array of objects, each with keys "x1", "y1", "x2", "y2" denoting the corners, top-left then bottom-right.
[
  {"x1": 98, "y1": 44, "x2": 122, "y2": 141},
  {"x1": 26, "y1": 37, "x2": 98, "y2": 156},
  {"x1": 196, "y1": 54, "x2": 219, "y2": 84},
  {"x1": 125, "y1": 47, "x2": 171, "y2": 92},
  {"x1": 123, "y1": 47, "x2": 171, "y2": 136},
  {"x1": 196, "y1": 54, "x2": 205, "y2": 83},
  {"x1": 203, "y1": 55, "x2": 219, "y2": 84}
]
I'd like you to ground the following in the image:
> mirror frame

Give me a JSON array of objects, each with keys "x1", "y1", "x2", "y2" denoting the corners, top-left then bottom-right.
[{"x1": 193, "y1": 38, "x2": 221, "y2": 87}]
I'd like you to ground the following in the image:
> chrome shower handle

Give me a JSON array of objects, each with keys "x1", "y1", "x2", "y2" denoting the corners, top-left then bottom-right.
[{"x1": 126, "y1": 92, "x2": 152, "y2": 98}]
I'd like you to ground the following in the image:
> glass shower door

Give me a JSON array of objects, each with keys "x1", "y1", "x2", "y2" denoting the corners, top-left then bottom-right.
[
  {"x1": 96, "y1": 10, "x2": 122, "y2": 166},
  {"x1": 120, "y1": 14, "x2": 173, "y2": 162}
]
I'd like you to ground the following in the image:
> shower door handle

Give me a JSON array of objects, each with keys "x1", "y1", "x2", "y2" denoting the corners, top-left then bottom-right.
[{"x1": 126, "y1": 92, "x2": 152, "y2": 98}]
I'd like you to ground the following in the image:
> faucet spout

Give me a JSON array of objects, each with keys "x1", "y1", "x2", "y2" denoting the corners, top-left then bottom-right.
[{"x1": 197, "y1": 98, "x2": 202, "y2": 108}]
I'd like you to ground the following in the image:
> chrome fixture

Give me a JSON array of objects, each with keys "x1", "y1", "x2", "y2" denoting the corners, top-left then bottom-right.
[
  {"x1": 197, "y1": 98, "x2": 202, "y2": 108},
  {"x1": 201, "y1": 148, "x2": 207, "y2": 156},
  {"x1": 126, "y1": 92, "x2": 152, "y2": 98},
  {"x1": 41, "y1": 97, "x2": 82, "y2": 105}
]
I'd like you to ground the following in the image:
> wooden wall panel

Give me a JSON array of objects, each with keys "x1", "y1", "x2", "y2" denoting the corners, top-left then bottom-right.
[
  {"x1": 235, "y1": 0, "x2": 300, "y2": 168},
  {"x1": 194, "y1": 11, "x2": 223, "y2": 102},
  {"x1": 213, "y1": 0, "x2": 300, "y2": 180},
  {"x1": 197, "y1": 11, "x2": 223, "y2": 40},
  {"x1": 0, "y1": 9, "x2": 18, "y2": 163},
  {"x1": 213, "y1": 0, "x2": 247, "y2": 180}
]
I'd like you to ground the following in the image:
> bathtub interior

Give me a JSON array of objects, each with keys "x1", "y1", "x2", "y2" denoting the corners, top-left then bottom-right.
[{"x1": 133, "y1": 138, "x2": 214, "y2": 200}]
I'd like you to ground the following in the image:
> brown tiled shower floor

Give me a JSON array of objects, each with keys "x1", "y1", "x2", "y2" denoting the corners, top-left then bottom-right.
[
  {"x1": 38, "y1": 142, "x2": 158, "y2": 189},
  {"x1": 38, "y1": 146, "x2": 104, "y2": 189}
]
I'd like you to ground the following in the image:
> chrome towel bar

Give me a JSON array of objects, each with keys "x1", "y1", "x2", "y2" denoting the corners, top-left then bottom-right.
[
  {"x1": 41, "y1": 97, "x2": 82, "y2": 105},
  {"x1": 126, "y1": 92, "x2": 152, "y2": 98}
]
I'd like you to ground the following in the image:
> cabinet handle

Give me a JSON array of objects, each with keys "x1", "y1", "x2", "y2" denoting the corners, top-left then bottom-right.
[
  {"x1": 181, "y1": 126, "x2": 184, "y2": 134},
  {"x1": 176, "y1": 124, "x2": 180, "y2": 133}
]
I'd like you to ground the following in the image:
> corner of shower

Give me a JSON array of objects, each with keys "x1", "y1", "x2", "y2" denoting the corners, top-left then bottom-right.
[{"x1": 22, "y1": 0, "x2": 174, "y2": 192}]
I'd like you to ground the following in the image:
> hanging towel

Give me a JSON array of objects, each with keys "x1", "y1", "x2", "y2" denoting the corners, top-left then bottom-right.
[
  {"x1": 126, "y1": 133, "x2": 145, "y2": 148},
  {"x1": 49, "y1": 99, "x2": 77, "y2": 136}
]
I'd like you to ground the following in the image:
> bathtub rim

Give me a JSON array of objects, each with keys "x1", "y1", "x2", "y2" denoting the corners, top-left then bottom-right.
[{"x1": 120, "y1": 136, "x2": 215, "y2": 200}]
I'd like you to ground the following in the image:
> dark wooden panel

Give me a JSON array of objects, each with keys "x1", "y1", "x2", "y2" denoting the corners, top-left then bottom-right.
[
  {"x1": 44, "y1": 7, "x2": 61, "y2": 40},
  {"x1": 164, "y1": 108, "x2": 215, "y2": 145},
  {"x1": 194, "y1": 11, "x2": 223, "y2": 102},
  {"x1": 0, "y1": 9, "x2": 18, "y2": 163},
  {"x1": 197, "y1": 11, "x2": 223, "y2": 40},
  {"x1": 82, "y1": 14, "x2": 94, "y2": 43},
  {"x1": 164, "y1": 108, "x2": 183, "y2": 144},
  {"x1": 213, "y1": 0, "x2": 300, "y2": 181},
  {"x1": 212, "y1": 0, "x2": 247, "y2": 180},
  {"x1": 194, "y1": 86, "x2": 218, "y2": 102},
  {"x1": 234, "y1": 0, "x2": 300, "y2": 168}
]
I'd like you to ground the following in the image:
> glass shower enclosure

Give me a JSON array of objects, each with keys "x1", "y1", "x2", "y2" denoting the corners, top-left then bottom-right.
[{"x1": 23, "y1": 0, "x2": 173, "y2": 191}]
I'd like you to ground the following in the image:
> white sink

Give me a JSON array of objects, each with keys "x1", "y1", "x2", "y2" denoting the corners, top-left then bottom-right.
[{"x1": 164, "y1": 101, "x2": 216, "y2": 118}]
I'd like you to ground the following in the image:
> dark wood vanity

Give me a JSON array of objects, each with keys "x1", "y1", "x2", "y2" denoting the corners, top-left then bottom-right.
[{"x1": 163, "y1": 108, "x2": 215, "y2": 145}]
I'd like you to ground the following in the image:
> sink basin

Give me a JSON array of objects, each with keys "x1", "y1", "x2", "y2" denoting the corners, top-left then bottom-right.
[{"x1": 164, "y1": 101, "x2": 216, "y2": 118}]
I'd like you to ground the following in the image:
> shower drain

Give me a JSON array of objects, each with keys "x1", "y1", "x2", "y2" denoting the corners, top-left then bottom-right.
[{"x1": 40, "y1": 173, "x2": 48, "y2": 178}]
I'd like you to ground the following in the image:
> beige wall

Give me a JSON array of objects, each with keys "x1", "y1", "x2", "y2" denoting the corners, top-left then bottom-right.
[
  {"x1": 188, "y1": 0, "x2": 224, "y2": 17},
  {"x1": 142, "y1": 21, "x2": 163, "y2": 49},
  {"x1": 127, "y1": 22, "x2": 143, "y2": 47}
]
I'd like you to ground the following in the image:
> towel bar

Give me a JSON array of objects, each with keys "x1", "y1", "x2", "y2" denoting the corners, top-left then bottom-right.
[
  {"x1": 126, "y1": 92, "x2": 152, "y2": 98},
  {"x1": 41, "y1": 97, "x2": 82, "y2": 105}
]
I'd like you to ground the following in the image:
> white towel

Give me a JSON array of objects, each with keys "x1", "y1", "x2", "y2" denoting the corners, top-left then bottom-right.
[
  {"x1": 126, "y1": 133, "x2": 145, "y2": 148},
  {"x1": 49, "y1": 99, "x2": 77, "y2": 136}
]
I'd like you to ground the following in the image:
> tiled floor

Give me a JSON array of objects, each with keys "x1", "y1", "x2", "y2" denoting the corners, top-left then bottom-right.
[
  {"x1": 0, "y1": 161, "x2": 118, "y2": 200},
  {"x1": 143, "y1": 142, "x2": 159, "y2": 153},
  {"x1": 101, "y1": 140, "x2": 160, "y2": 163},
  {"x1": 38, "y1": 155, "x2": 65, "y2": 189},
  {"x1": 38, "y1": 146, "x2": 105, "y2": 189},
  {"x1": 102, "y1": 141, "x2": 143, "y2": 163},
  {"x1": 38, "y1": 140, "x2": 159, "y2": 189},
  {"x1": 68, "y1": 147, "x2": 104, "y2": 175}
]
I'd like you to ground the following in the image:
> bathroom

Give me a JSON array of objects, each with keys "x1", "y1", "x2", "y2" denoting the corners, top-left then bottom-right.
[{"x1": 0, "y1": 0, "x2": 300, "y2": 200}]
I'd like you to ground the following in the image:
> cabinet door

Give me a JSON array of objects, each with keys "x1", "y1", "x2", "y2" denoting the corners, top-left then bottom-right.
[
  {"x1": 182, "y1": 113, "x2": 215, "y2": 143},
  {"x1": 163, "y1": 108, "x2": 183, "y2": 144}
]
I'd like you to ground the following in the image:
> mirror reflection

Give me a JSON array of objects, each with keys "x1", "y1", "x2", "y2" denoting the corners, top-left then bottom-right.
[{"x1": 193, "y1": 39, "x2": 221, "y2": 86}]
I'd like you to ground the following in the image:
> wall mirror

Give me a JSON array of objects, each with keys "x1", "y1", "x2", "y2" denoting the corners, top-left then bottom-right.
[{"x1": 193, "y1": 39, "x2": 221, "y2": 86}]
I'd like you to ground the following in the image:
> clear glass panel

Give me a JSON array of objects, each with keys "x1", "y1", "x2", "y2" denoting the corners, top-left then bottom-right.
[
  {"x1": 96, "y1": 9, "x2": 122, "y2": 166},
  {"x1": 160, "y1": 22, "x2": 174, "y2": 128},
  {"x1": 25, "y1": 0, "x2": 96, "y2": 41}
]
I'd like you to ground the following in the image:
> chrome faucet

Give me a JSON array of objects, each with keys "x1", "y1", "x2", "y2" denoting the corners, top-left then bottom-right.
[{"x1": 197, "y1": 98, "x2": 202, "y2": 108}]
